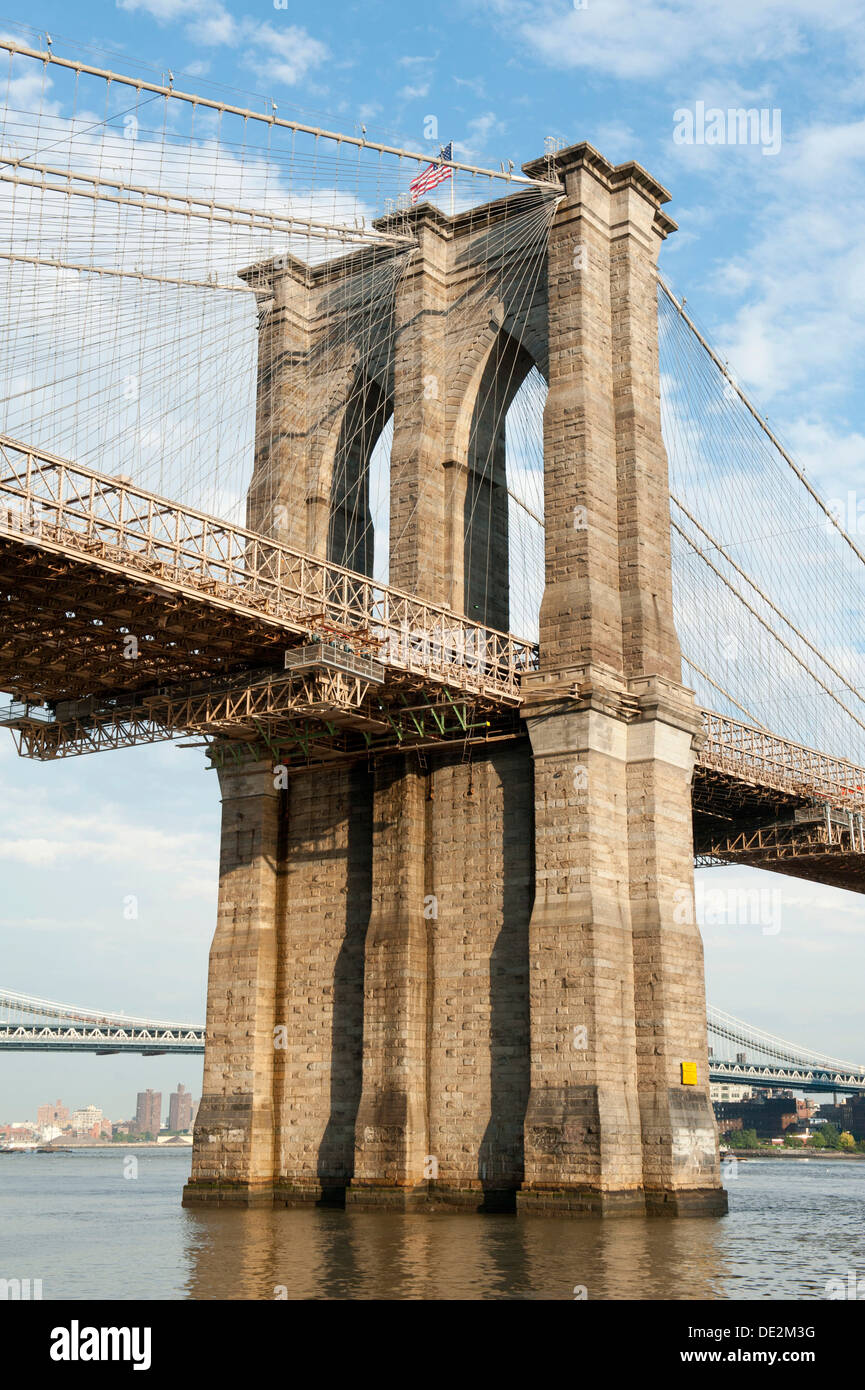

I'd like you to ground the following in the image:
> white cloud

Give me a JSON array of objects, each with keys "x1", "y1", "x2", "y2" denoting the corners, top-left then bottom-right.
[
  {"x1": 189, "y1": 8, "x2": 237, "y2": 46},
  {"x1": 117, "y1": 0, "x2": 204, "y2": 20},
  {"x1": 784, "y1": 420, "x2": 865, "y2": 503},
  {"x1": 116, "y1": 1, "x2": 328, "y2": 86},
  {"x1": 0, "y1": 803, "x2": 215, "y2": 881},
  {"x1": 248, "y1": 22, "x2": 328, "y2": 87},
  {"x1": 705, "y1": 123, "x2": 865, "y2": 424},
  {"x1": 0, "y1": 913, "x2": 97, "y2": 932},
  {"x1": 398, "y1": 82, "x2": 430, "y2": 101},
  {"x1": 456, "y1": 111, "x2": 503, "y2": 162},
  {"x1": 117, "y1": 0, "x2": 207, "y2": 20},
  {"x1": 0, "y1": 838, "x2": 58, "y2": 867},
  {"x1": 453, "y1": 75, "x2": 486, "y2": 98},
  {"x1": 590, "y1": 119, "x2": 637, "y2": 161},
  {"x1": 0, "y1": 33, "x2": 62, "y2": 115},
  {"x1": 478, "y1": 0, "x2": 863, "y2": 81}
]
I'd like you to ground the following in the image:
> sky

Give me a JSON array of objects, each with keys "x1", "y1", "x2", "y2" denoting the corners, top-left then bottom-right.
[{"x1": 3, "y1": 0, "x2": 865, "y2": 1119}]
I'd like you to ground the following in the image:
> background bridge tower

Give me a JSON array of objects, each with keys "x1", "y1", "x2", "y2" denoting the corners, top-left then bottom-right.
[{"x1": 184, "y1": 143, "x2": 726, "y2": 1216}]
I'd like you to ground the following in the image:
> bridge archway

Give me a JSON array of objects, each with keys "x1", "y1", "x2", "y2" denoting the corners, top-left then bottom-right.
[
  {"x1": 368, "y1": 415, "x2": 393, "y2": 586},
  {"x1": 450, "y1": 326, "x2": 547, "y2": 634},
  {"x1": 326, "y1": 374, "x2": 392, "y2": 578},
  {"x1": 504, "y1": 362, "x2": 546, "y2": 641},
  {"x1": 462, "y1": 328, "x2": 534, "y2": 631}
]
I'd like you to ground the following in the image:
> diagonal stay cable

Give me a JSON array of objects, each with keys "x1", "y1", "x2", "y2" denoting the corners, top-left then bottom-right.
[{"x1": 671, "y1": 493, "x2": 865, "y2": 710}]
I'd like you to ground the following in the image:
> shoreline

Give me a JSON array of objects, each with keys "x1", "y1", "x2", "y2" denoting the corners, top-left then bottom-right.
[
  {"x1": 722, "y1": 1147, "x2": 865, "y2": 1160},
  {"x1": 2, "y1": 1141, "x2": 192, "y2": 1152}
]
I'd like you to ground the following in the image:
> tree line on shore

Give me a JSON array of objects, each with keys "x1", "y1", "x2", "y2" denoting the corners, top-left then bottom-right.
[{"x1": 724, "y1": 1123, "x2": 865, "y2": 1152}]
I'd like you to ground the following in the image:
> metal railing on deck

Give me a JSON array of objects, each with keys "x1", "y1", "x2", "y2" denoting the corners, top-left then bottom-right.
[
  {"x1": 0, "y1": 436, "x2": 537, "y2": 705},
  {"x1": 0, "y1": 701, "x2": 54, "y2": 726},
  {"x1": 700, "y1": 711, "x2": 865, "y2": 810}
]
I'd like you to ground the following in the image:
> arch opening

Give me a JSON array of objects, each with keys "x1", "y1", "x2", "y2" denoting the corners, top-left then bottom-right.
[
  {"x1": 463, "y1": 330, "x2": 546, "y2": 637},
  {"x1": 505, "y1": 363, "x2": 546, "y2": 642},
  {"x1": 327, "y1": 375, "x2": 391, "y2": 580}
]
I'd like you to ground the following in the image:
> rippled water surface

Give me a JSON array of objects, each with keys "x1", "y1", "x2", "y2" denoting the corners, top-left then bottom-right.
[{"x1": 1, "y1": 1152, "x2": 863, "y2": 1299}]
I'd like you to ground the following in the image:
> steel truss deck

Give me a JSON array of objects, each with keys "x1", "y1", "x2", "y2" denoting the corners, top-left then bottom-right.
[{"x1": 4, "y1": 441, "x2": 865, "y2": 886}]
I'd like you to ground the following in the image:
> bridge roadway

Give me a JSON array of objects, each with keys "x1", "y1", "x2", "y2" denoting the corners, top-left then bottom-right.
[
  {"x1": 0, "y1": 1023, "x2": 205, "y2": 1053},
  {"x1": 0, "y1": 989, "x2": 205, "y2": 1054},
  {"x1": 2, "y1": 437, "x2": 865, "y2": 889},
  {"x1": 708, "y1": 1060, "x2": 865, "y2": 1096}
]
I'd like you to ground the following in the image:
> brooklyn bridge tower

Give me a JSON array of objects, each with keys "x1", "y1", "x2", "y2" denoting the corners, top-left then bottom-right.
[{"x1": 183, "y1": 142, "x2": 726, "y2": 1216}]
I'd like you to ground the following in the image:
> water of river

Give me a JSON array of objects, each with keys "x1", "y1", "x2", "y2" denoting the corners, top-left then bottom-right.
[{"x1": 1, "y1": 1151, "x2": 862, "y2": 1300}]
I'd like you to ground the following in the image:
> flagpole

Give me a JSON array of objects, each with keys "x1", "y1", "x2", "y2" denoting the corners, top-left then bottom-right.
[{"x1": 450, "y1": 143, "x2": 455, "y2": 218}]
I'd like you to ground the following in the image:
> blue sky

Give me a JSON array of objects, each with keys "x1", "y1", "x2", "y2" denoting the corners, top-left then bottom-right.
[{"x1": 3, "y1": 0, "x2": 865, "y2": 1118}]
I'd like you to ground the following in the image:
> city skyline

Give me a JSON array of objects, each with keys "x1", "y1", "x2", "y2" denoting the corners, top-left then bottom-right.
[
  {"x1": 0, "y1": 1038, "x2": 205, "y2": 1119},
  {"x1": 3, "y1": 1080, "x2": 199, "y2": 1131}
]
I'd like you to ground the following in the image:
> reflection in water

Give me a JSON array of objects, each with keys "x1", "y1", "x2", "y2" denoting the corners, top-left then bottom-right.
[
  {"x1": 183, "y1": 1207, "x2": 729, "y2": 1300},
  {"x1": 2, "y1": 1152, "x2": 864, "y2": 1299}
]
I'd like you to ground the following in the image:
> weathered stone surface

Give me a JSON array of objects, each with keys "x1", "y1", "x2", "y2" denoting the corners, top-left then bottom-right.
[{"x1": 183, "y1": 758, "x2": 280, "y2": 1207}]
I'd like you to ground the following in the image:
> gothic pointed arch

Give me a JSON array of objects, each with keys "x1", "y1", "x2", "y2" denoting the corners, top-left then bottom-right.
[{"x1": 326, "y1": 372, "x2": 392, "y2": 577}]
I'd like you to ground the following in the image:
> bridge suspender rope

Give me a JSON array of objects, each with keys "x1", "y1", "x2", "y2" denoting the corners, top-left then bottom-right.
[
  {"x1": 681, "y1": 656, "x2": 769, "y2": 731},
  {"x1": 671, "y1": 509, "x2": 865, "y2": 736},
  {"x1": 658, "y1": 276, "x2": 865, "y2": 767},
  {"x1": 672, "y1": 494, "x2": 865, "y2": 709},
  {"x1": 659, "y1": 275, "x2": 865, "y2": 573}
]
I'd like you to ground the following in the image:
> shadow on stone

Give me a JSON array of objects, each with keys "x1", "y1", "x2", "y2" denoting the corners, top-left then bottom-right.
[
  {"x1": 316, "y1": 763, "x2": 373, "y2": 1205},
  {"x1": 478, "y1": 742, "x2": 533, "y2": 1214}
]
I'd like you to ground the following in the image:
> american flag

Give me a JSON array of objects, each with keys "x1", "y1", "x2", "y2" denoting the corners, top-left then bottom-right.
[{"x1": 409, "y1": 142, "x2": 453, "y2": 204}]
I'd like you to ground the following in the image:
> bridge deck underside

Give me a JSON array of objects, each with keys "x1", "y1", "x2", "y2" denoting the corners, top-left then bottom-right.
[
  {"x1": 700, "y1": 842, "x2": 865, "y2": 894},
  {"x1": 0, "y1": 535, "x2": 517, "y2": 760},
  {"x1": 693, "y1": 766, "x2": 865, "y2": 892},
  {"x1": 0, "y1": 535, "x2": 289, "y2": 698}
]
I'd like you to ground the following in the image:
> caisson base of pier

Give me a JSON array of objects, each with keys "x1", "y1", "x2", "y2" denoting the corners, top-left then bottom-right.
[
  {"x1": 346, "y1": 1183, "x2": 518, "y2": 1214},
  {"x1": 517, "y1": 1187, "x2": 647, "y2": 1218},
  {"x1": 182, "y1": 1180, "x2": 728, "y2": 1216},
  {"x1": 181, "y1": 1180, "x2": 275, "y2": 1209},
  {"x1": 517, "y1": 1186, "x2": 728, "y2": 1218},
  {"x1": 644, "y1": 1187, "x2": 729, "y2": 1218}
]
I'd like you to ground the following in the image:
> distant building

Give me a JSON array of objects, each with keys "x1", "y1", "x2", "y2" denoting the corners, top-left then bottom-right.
[
  {"x1": 0, "y1": 1123, "x2": 37, "y2": 1144},
  {"x1": 135, "y1": 1089, "x2": 162, "y2": 1136},
  {"x1": 714, "y1": 1096, "x2": 802, "y2": 1139},
  {"x1": 817, "y1": 1096, "x2": 865, "y2": 1140},
  {"x1": 71, "y1": 1105, "x2": 104, "y2": 1137},
  {"x1": 37, "y1": 1098, "x2": 69, "y2": 1129},
  {"x1": 816, "y1": 1104, "x2": 846, "y2": 1127},
  {"x1": 710, "y1": 1083, "x2": 753, "y2": 1103},
  {"x1": 168, "y1": 1084, "x2": 193, "y2": 1133}
]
